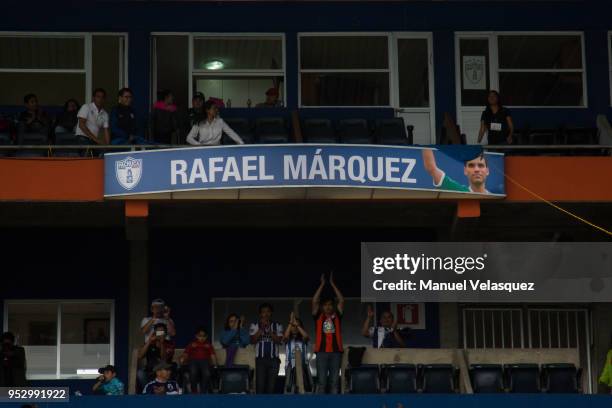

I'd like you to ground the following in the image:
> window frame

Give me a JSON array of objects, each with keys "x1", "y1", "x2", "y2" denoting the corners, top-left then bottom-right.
[
  {"x1": 3, "y1": 299, "x2": 115, "y2": 380},
  {"x1": 0, "y1": 31, "x2": 128, "y2": 105},
  {"x1": 455, "y1": 31, "x2": 588, "y2": 109},
  {"x1": 298, "y1": 32, "x2": 394, "y2": 108}
]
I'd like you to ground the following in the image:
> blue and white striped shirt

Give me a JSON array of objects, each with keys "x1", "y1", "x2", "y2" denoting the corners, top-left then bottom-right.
[{"x1": 249, "y1": 321, "x2": 283, "y2": 358}]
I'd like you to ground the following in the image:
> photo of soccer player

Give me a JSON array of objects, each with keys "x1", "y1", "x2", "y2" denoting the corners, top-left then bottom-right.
[{"x1": 422, "y1": 148, "x2": 490, "y2": 194}]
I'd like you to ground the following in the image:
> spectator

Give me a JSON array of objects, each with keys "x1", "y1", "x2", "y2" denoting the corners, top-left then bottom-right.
[
  {"x1": 151, "y1": 89, "x2": 179, "y2": 144},
  {"x1": 311, "y1": 272, "x2": 344, "y2": 394},
  {"x1": 477, "y1": 90, "x2": 513, "y2": 145},
  {"x1": 110, "y1": 88, "x2": 149, "y2": 145},
  {"x1": 361, "y1": 305, "x2": 407, "y2": 348},
  {"x1": 92, "y1": 365, "x2": 124, "y2": 395},
  {"x1": 180, "y1": 327, "x2": 217, "y2": 394},
  {"x1": 137, "y1": 323, "x2": 176, "y2": 390},
  {"x1": 249, "y1": 303, "x2": 283, "y2": 394},
  {"x1": 17, "y1": 94, "x2": 50, "y2": 135},
  {"x1": 186, "y1": 100, "x2": 244, "y2": 146},
  {"x1": 182, "y1": 92, "x2": 205, "y2": 142},
  {"x1": 142, "y1": 363, "x2": 181, "y2": 395},
  {"x1": 140, "y1": 298, "x2": 176, "y2": 342},
  {"x1": 220, "y1": 314, "x2": 250, "y2": 367},
  {"x1": 0, "y1": 332, "x2": 26, "y2": 387},
  {"x1": 256, "y1": 88, "x2": 281, "y2": 108},
  {"x1": 75, "y1": 88, "x2": 110, "y2": 145},
  {"x1": 283, "y1": 312, "x2": 311, "y2": 393},
  {"x1": 54, "y1": 99, "x2": 80, "y2": 134}
]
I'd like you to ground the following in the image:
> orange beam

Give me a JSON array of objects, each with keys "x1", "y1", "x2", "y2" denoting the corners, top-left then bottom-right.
[
  {"x1": 457, "y1": 200, "x2": 481, "y2": 218},
  {"x1": 125, "y1": 200, "x2": 149, "y2": 218}
]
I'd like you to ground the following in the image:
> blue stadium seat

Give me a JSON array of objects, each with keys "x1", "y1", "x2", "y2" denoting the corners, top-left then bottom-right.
[
  {"x1": 16, "y1": 132, "x2": 49, "y2": 157},
  {"x1": 54, "y1": 131, "x2": 80, "y2": 157},
  {"x1": 337, "y1": 119, "x2": 372, "y2": 144},
  {"x1": 218, "y1": 365, "x2": 250, "y2": 394},
  {"x1": 542, "y1": 363, "x2": 581, "y2": 393},
  {"x1": 469, "y1": 364, "x2": 504, "y2": 393},
  {"x1": 506, "y1": 363, "x2": 540, "y2": 393},
  {"x1": 255, "y1": 117, "x2": 289, "y2": 144},
  {"x1": 223, "y1": 117, "x2": 255, "y2": 144},
  {"x1": 349, "y1": 364, "x2": 380, "y2": 394},
  {"x1": 302, "y1": 118, "x2": 337, "y2": 143},
  {"x1": 420, "y1": 364, "x2": 455, "y2": 393},
  {"x1": 385, "y1": 364, "x2": 417, "y2": 393},
  {"x1": 374, "y1": 118, "x2": 412, "y2": 145}
]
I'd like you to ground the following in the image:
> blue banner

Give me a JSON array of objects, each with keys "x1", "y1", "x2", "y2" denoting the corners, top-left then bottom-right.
[{"x1": 103, "y1": 144, "x2": 505, "y2": 197}]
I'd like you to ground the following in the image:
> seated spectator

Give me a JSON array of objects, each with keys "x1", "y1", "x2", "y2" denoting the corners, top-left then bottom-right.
[
  {"x1": 17, "y1": 94, "x2": 50, "y2": 135},
  {"x1": 182, "y1": 92, "x2": 205, "y2": 142},
  {"x1": 141, "y1": 298, "x2": 176, "y2": 342},
  {"x1": 220, "y1": 314, "x2": 250, "y2": 367},
  {"x1": 250, "y1": 303, "x2": 283, "y2": 394},
  {"x1": 361, "y1": 305, "x2": 407, "y2": 348},
  {"x1": 110, "y1": 88, "x2": 149, "y2": 145},
  {"x1": 75, "y1": 88, "x2": 110, "y2": 145},
  {"x1": 186, "y1": 100, "x2": 244, "y2": 146},
  {"x1": 142, "y1": 363, "x2": 181, "y2": 395},
  {"x1": 54, "y1": 99, "x2": 80, "y2": 134},
  {"x1": 92, "y1": 364, "x2": 124, "y2": 395},
  {"x1": 137, "y1": 323, "x2": 176, "y2": 391},
  {"x1": 0, "y1": 332, "x2": 26, "y2": 387},
  {"x1": 283, "y1": 312, "x2": 311, "y2": 393},
  {"x1": 151, "y1": 89, "x2": 179, "y2": 144},
  {"x1": 256, "y1": 88, "x2": 281, "y2": 108},
  {"x1": 180, "y1": 327, "x2": 217, "y2": 394},
  {"x1": 478, "y1": 90, "x2": 513, "y2": 145}
]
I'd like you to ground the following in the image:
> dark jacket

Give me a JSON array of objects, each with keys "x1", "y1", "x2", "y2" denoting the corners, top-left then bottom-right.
[
  {"x1": 1, "y1": 344, "x2": 26, "y2": 387},
  {"x1": 111, "y1": 104, "x2": 140, "y2": 142},
  {"x1": 151, "y1": 102, "x2": 179, "y2": 144},
  {"x1": 55, "y1": 111, "x2": 78, "y2": 133}
]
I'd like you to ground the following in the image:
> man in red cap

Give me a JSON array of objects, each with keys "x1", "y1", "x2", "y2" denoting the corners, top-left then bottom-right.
[{"x1": 256, "y1": 88, "x2": 281, "y2": 108}]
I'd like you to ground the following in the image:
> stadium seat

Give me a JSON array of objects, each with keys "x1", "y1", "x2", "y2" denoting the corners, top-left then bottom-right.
[
  {"x1": 16, "y1": 132, "x2": 49, "y2": 157},
  {"x1": 542, "y1": 363, "x2": 581, "y2": 393},
  {"x1": 469, "y1": 364, "x2": 504, "y2": 393},
  {"x1": 218, "y1": 365, "x2": 250, "y2": 394},
  {"x1": 0, "y1": 132, "x2": 13, "y2": 157},
  {"x1": 255, "y1": 117, "x2": 289, "y2": 144},
  {"x1": 385, "y1": 364, "x2": 418, "y2": 393},
  {"x1": 562, "y1": 127, "x2": 598, "y2": 145},
  {"x1": 373, "y1": 118, "x2": 412, "y2": 145},
  {"x1": 348, "y1": 364, "x2": 380, "y2": 394},
  {"x1": 526, "y1": 129, "x2": 559, "y2": 145},
  {"x1": 54, "y1": 131, "x2": 80, "y2": 157},
  {"x1": 223, "y1": 117, "x2": 255, "y2": 144},
  {"x1": 420, "y1": 364, "x2": 455, "y2": 393},
  {"x1": 302, "y1": 118, "x2": 337, "y2": 143},
  {"x1": 506, "y1": 363, "x2": 540, "y2": 393},
  {"x1": 337, "y1": 119, "x2": 372, "y2": 144}
]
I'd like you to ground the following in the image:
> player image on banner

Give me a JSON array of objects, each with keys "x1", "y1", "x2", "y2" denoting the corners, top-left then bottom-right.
[{"x1": 422, "y1": 149, "x2": 490, "y2": 194}]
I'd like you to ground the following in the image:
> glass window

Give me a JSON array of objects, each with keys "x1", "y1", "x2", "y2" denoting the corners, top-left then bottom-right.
[
  {"x1": 299, "y1": 35, "x2": 390, "y2": 107},
  {"x1": 498, "y1": 35, "x2": 582, "y2": 69},
  {"x1": 194, "y1": 37, "x2": 283, "y2": 71},
  {"x1": 194, "y1": 76, "x2": 283, "y2": 108},
  {"x1": 154, "y1": 35, "x2": 189, "y2": 110},
  {"x1": 92, "y1": 35, "x2": 126, "y2": 110},
  {"x1": 0, "y1": 72, "x2": 85, "y2": 106},
  {"x1": 5, "y1": 301, "x2": 113, "y2": 379},
  {"x1": 397, "y1": 38, "x2": 430, "y2": 107},
  {"x1": 459, "y1": 38, "x2": 490, "y2": 107},
  {"x1": 0, "y1": 36, "x2": 84, "y2": 70},
  {"x1": 499, "y1": 72, "x2": 584, "y2": 107}
]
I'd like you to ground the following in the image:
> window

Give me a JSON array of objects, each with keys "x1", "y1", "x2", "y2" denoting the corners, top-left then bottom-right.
[
  {"x1": 299, "y1": 34, "x2": 390, "y2": 107},
  {"x1": 192, "y1": 35, "x2": 285, "y2": 108},
  {"x1": 609, "y1": 32, "x2": 612, "y2": 106},
  {"x1": 0, "y1": 33, "x2": 127, "y2": 106},
  {"x1": 5, "y1": 300, "x2": 114, "y2": 379},
  {"x1": 497, "y1": 35, "x2": 584, "y2": 107}
]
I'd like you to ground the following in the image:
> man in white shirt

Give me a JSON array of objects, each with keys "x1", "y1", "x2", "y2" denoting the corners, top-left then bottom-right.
[
  {"x1": 76, "y1": 88, "x2": 110, "y2": 145},
  {"x1": 186, "y1": 100, "x2": 244, "y2": 146}
]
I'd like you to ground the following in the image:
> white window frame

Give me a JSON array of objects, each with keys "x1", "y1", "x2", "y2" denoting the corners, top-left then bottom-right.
[
  {"x1": 455, "y1": 31, "x2": 587, "y2": 110},
  {"x1": 0, "y1": 31, "x2": 128, "y2": 104},
  {"x1": 298, "y1": 32, "x2": 393, "y2": 108},
  {"x1": 3, "y1": 299, "x2": 115, "y2": 380},
  {"x1": 151, "y1": 32, "x2": 286, "y2": 108}
]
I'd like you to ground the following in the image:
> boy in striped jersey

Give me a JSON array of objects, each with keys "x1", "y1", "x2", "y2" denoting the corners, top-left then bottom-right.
[{"x1": 249, "y1": 303, "x2": 283, "y2": 394}]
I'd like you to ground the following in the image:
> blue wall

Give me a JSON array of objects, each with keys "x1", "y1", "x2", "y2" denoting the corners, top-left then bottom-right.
[{"x1": 1, "y1": 0, "x2": 612, "y2": 137}]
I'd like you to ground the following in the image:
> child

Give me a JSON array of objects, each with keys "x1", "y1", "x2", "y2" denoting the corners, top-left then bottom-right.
[
  {"x1": 180, "y1": 327, "x2": 217, "y2": 394},
  {"x1": 220, "y1": 314, "x2": 250, "y2": 367},
  {"x1": 249, "y1": 303, "x2": 283, "y2": 394},
  {"x1": 92, "y1": 365, "x2": 124, "y2": 395},
  {"x1": 283, "y1": 312, "x2": 312, "y2": 393},
  {"x1": 312, "y1": 272, "x2": 344, "y2": 394}
]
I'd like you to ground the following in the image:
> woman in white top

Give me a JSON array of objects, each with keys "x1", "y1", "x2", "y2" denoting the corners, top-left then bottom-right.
[{"x1": 186, "y1": 100, "x2": 244, "y2": 146}]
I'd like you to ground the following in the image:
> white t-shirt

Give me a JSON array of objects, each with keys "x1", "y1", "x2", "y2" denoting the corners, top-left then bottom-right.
[{"x1": 75, "y1": 102, "x2": 109, "y2": 138}]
